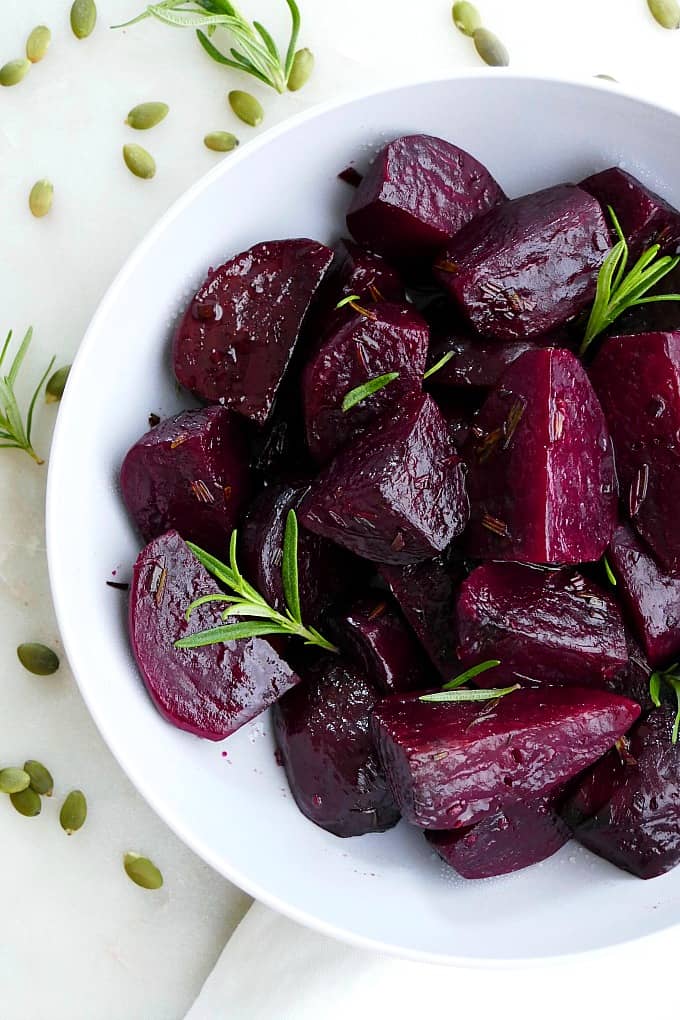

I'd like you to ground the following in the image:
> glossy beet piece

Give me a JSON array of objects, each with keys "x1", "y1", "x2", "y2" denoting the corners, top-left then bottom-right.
[
  {"x1": 563, "y1": 706, "x2": 680, "y2": 878},
  {"x1": 580, "y1": 167, "x2": 680, "y2": 258},
  {"x1": 303, "y1": 302, "x2": 429, "y2": 463},
  {"x1": 346, "y1": 134, "x2": 505, "y2": 260},
  {"x1": 120, "y1": 407, "x2": 251, "y2": 559},
  {"x1": 371, "y1": 684, "x2": 640, "y2": 829},
  {"x1": 312, "y1": 239, "x2": 404, "y2": 337},
  {"x1": 129, "y1": 531, "x2": 299, "y2": 740},
  {"x1": 426, "y1": 333, "x2": 536, "y2": 389},
  {"x1": 430, "y1": 389, "x2": 482, "y2": 449},
  {"x1": 435, "y1": 185, "x2": 610, "y2": 341},
  {"x1": 173, "y1": 239, "x2": 334, "y2": 425},
  {"x1": 606, "y1": 263, "x2": 680, "y2": 337},
  {"x1": 456, "y1": 563, "x2": 628, "y2": 686},
  {"x1": 273, "y1": 657, "x2": 400, "y2": 836},
  {"x1": 607, "y1": 636, "x2": 655, "y2": 712},
  {"x1": 591, "y1": 332, "x2": 680, "y2": 573},
  {"x1": 330, "y1": 596, "x2": 430, "y2": 694},
  {"x1": 300, "y1": 393, "x2": 468, "y2": 565},
  {"x1": 463, "y1": 347, "x2": 617, "y2": 564},
  {"x1": 426, "y1": 797, "x2": 570, "y2": 879}
]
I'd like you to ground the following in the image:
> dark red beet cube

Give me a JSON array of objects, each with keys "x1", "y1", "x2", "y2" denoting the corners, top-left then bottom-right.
[
  {"x1": 434, "y1": 185, "x2": 611, "y2": 341},
  {"x1": 300, "y1": 393, "x2": 468, "y2": 565},
  {"x1": 590, "y1": 332, "x2": 680, "y2": 573},
  {"x1": 311, "y1": 239, "x2": 404, "y2": 338},
  {"x1": 273, "y1": 657, "x2": 400, "y2": 837},
  {"x1": 606, "y1": 264, "x2": 680, "y2": 337},
  {"x1": 580, "y1": 167, "x2": 680, "y2": 258},
  {"x1": 456, "y1": 562, "x2": 628, "y2": 686},
  {"x1": 463, "y1": 347, "x2": 617, "y2": 564},
  {"x1": 173, "y1": 239, "x2": 333, "y2": 425},
  {"x1": 371, "y1": 684, "x2": 640, "y2": 829},
  {"x1": 120, "y1": 407, "x2": 251, "y2": 559},
  {"x1": 303, "y1": 302, "x2": 429, "y2": 463},
  {"x1": 346, "y1": 134, "x2": 505, "y2": 260},
  {"x1": 426, "y1": 333, "x2": 536, "y2": 389},
  {"x1": 129, "y1": 531, "x2": 299, "y2": 741},
  {"x1": 607, "y1": 636, "x2": 655, "y2": 712}
]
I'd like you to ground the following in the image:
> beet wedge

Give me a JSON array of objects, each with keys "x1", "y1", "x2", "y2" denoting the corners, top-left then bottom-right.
[
  {"x1": 120, "y1": 407, "x2": 251, "y2": 559},
  {"x1": 173, "y1": 239, "x2": 333, "y2": 425},
  {"x1": 129, "y1": 531, "x2": 299, "y2": 741},
  {"x1": 463, "y1": 347, "x2": 617, "y2": 564},
  {"x1": 580, "y1": 167, "x2": 680, "y2": 258},
  {"x1": 273, "y1": 657, "x2": 400, "y2": 837},
  {"x1": 311, "y1": 239, "x2": 404, "y2": 338},
  {"x1": 371, "y1": 684, "x2": 640, "y2": 829}
]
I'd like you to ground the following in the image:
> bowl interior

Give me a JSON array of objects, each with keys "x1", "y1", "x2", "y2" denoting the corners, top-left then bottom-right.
[{"x1": 47, "y1": 75, "x2": 680, "y2": 964}]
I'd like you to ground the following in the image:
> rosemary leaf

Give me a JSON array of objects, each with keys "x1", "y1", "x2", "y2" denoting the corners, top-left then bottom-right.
[
  {"x1": 420, "y1": 684, "x2": 520, "y2": 704},
  {"x1": 342, "y1": 372, "x2": 400, "y2": 412},
  {"x1": 282, "y1": 509, "x2": 302, "y2": 624},
  {"x1": 423, "y1": 350, "x2": 455, "y2": 381},
  {"x1": 442, "y1": 659, "x2": 501, "y2": 691}
]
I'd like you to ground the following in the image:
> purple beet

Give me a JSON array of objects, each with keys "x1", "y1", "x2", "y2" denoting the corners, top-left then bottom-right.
[
  {"x1": 607, "y1": 635, "x2": 655, "y2": 712},
  {"x1": 434, "y1": 185, "x2": 611, "y2": 340},
  {"x1": 430, "y1": 389, "x2": 482, "y2": 449},
  {"x1": 300, "y1": 393, "x2": 469, "y2": 565},
  {"x1": 580, "y1": 167, "x2": 680, "y2": 258},
  {"x1": 303, "y1": 302, "x2": 429, "y2": 463},
  {"x1": 273, "y1": 656, "x2": 400, "y2": 836},
  {"x1": 456, "y1": 563, "x2": 628, "y2": 686},
  {"x1": 426, "y1": 796, "x2": 570, "y2": 879},
  {"x1": 346, "y1": 134, "x2": 506, "y2": 260},
  {"x1": 426, "y1": 333, "x2": 536, "y2": 389},
  {"x1": 311, "y1": 239, "x2": 404, "y2": 338},
  {"x1": 606, "y1": 264, "x2": 680, "y2": 337},
  {"x1": 129, "y1": 531, "x2": 299, "y2": 740},
  {"x1": 371, "y1": 684, "x2": 640, "y2": 829},
  {"x1": 463, "y1": 347, "x2": 617, "y2": 564},
  {"x1": 120, "y1": 407, "x2": 251, "y2": 559},
  {"x1": 590, "y1": 332, "x2": 680, "y2": 573},
  {"x1": 173, "y1": 239, "x2": 333, "y2": 425}
]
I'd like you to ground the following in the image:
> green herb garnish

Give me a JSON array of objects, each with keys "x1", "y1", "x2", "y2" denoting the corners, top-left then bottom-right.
[
  {"x1": 423, "y1": 350, "x2": 455, "y2": 381},
  {"x1": 175, "y1": 510, "x2": 338, "y2": 652},
  {"x1": 649, "y1": 663, "x2": 680, "y2": 744},
  {"x1": 341, "y1": 372, "x2": 400, "y2": 413},
  {"x1": 602, "y1": 554, "x2": 617, "y2": 587},
  {"x1": 442, "y1": 659, "x2": 501, "y2": 690},
  {"x1": 0, "y1": 328, "x2": 55, "y2": 464},
  {"x1": 420, "y1": 684, "x2": 520, "y2": 704}
]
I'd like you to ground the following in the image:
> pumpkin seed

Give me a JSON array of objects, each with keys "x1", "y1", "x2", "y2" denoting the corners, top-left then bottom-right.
[
  {"x1": 203, "y1": 131, "x2": 239, "y2": 153},
  {"x1": 472, "y1": 27, "x2": 509, "y2": 66},
  {"x1": 648, "y1": 0, "x2": 680, "y2": 29},
  {"x1": 29, "y1": 179, "x2": 54, "y2": 218},
  {"x1": 228, "y1": 90, "x2": 263, "y2": 128},
  {"x1": 0, "y1": 768, "x2": 31, "y2": 795},
  {"x1": 24, "y1": 760, "x2": 54, "y2": 797},
  {"x1": 126, "y1": 102, "x2": 169, "y2": 131},
  {"x1": 124, "y1": 852, "x2": 164, "y2": 890},
  {"x1": 70, "y1": 0, "x2": 97, "y2": 39},
  {"x1": 10, "y1": 787, "x2": 42, "y2": 817},
  {"x1": 594, "y1": 74, "x2": 618, "y2": 81},
  {"x1": 452, "y1": 2, "x2": 482, "y2": 36},
  {"x1": 0, "y1": 59, "x2": 31, "y2": 87},
  {"x1": 17, "y1": 643, "x2": 59, "y2": 676},
  {"x1": 45, "y1": 366, "x2": 70, "y2": 403},
  {"x1": 60, "y1": 790, "x2": 87, "y2": 834},
  {"x1": 123, "y1": 144, "x2": 156, "y2": 180},
  {"x1": 26, "y1": 26, "x2": 51, "y2": 63},
  {"x1": 287, "y1": 48, "x2": 314, "y2": 92}
]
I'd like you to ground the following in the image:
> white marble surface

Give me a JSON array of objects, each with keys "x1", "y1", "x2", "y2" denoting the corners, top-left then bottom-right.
[{"x1": 2, "y1": 1, "x2": 680, "y2": 1017}]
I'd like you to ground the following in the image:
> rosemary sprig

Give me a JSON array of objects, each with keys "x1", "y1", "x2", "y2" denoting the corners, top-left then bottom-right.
[
  {"x1": 0, "y1": 328, "x2": 55, "y2": 465},
  {"x1": 423, "y1": 350, "x2": 455, "y2": 380},
  {"x1": 419, "y1": 660, "x2": 519, "y2": 704},
  {"x1": 175, "y1": 510, "x2": 338, "y2": 652},
  {"x1": 580, "y1": 206, "x2": 680, "y2": 355},
  {"x1": 649, "y1": 663, "x2": 680, "y2": 744},
  {"x1": 442, "y1": 659, "x2": 501, "y2": 690},
  {"x1": 602, "y1": 554, "x2": 617, "y2": 587},
  {"x1": 342, "y1": 373, "x2": 399, "y2": 412}
]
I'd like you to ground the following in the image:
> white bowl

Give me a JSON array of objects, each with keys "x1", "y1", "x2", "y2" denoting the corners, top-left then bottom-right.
[{"x1": 47, "y1": 73, "x2": 680, "y2": 965}]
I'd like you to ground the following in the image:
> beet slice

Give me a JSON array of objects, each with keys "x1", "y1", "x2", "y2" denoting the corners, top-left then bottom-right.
[
  {"x1": 273, "y1": 656, "x2": 400, "y2": 836},
  {"x1": 456, "y1": 563, "x2": 628, "y2": 686},
  {"x1": 329, "y1": 596, "x2": 430, "y2": 694},
  {"x1": 590, "y1": 331, "x2": 680, "y2": 573},
  {"x1": 426, "y1": 796, "x2": 570, "y2": 879},
  {"x1": 120, "y1": 407, "x2": 251, "y2": 559},
  {"x1": 371, "y1": 684, "x2": 640, "y2": 829},
  {"x1": 434, "y1": 184, "x2": 610, "y2": 341},
  {"x1": 563, "y1": 706, "x2": 680, "y2": 878},
  {"x1": 580, "y1": 167, "x2": 680, "y2": 258},
  {"x1": 463, "y1": 347, "x2": 617, "y2": 564},
  {"x1": 172, "y1": 239, "x2": 333, "y2": 425},
  {"x1": 303, "y1": 302, "x2": 429, "y2": 463},
  {"x1": 346, "y1": 134, "x2": 506, "y2": 260},
  {"x1": 300, "y1": 393, "x2": 468, "y2": 565},
  {"x1": 129, "y1": 531, "x2": 299, "y2": 740},
  {"x1": 311, "y1": 239, "x2": 404, "y2": 338}
]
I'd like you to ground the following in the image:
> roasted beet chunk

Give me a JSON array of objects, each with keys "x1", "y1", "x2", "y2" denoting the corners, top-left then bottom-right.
[
  {"x1": 580, "y1": 167, "x2": 680, "y2": 257},
  {"x1": 426, "y1": 796, "x2": 570, "y2": 879},
  {"x1": 329, "y1": 596, "x2": 430, "y2": 694},
  {"x1": 312, "y1": 239, "x2": 404, "y2": 337},
  {"x1": 273, "y1": 657, "x2": 400, "y2": 836},
  {"x1": 434, "y1": 185, "x2": 610, "y2": 340},
  {"x1": 173, "y1": 239, "x2": 334, "y2": 425},
  {"x1": 563, "y1": 706, "x2": 680, "y2": 878},
  {"x1": 607, "y1": 636, "x2": 655, "y2": 711},
  {"x1": 129, "y1": 531, "x2": 299, "y2": 740},
  {"x1": 456, "y1": 563, "x2": 627, "y2": 686},
  {"x1": 120, "y1": 407, "x2": 251, "y2": 558},
  {"x1": 591, "y1": 332, "x2": 680, "y2": 573},
  {"x1": 463, "y1": 347, "x2": 617, "y2": 564},
  {"x1": 371, "y1": 685, "x2": 640, "y2": 829},
  {"x1": 426, "y1": 333, "x2": 536, "y2": 389},
  {"x1": 346, "y1": 134, "x2": 505, "y2": 260},
  {"x1": 303, "y1": 302, "x2": 429, "y2": 463},
  {"x1": 300, "y1": 393, "x2": 468, "y2": 565}
]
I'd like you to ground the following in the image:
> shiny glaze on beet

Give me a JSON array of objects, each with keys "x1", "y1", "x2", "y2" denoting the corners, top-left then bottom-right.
[
  {"x1": 311, "y1": 239, "x2": 404, "y2": 338},
  {"x1": 580, "y1": 167, "x2": 680, "y2": 258}
]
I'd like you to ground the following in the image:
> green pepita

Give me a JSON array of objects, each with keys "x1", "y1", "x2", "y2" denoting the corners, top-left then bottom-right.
[
  {"x1": 45, "y1": 366, "x2": 70, "y2": 403},
  {"x1": 124, "y1": 852, "x2": 164, "y2": 890},
  {"x1": 126, "y1": 102, "x2": 169, "y2": 131},
  {"x1": 17, "y1": 642, "x2": 59, "y2": 676},
  {"x1": 123, "y1": 144, "x2": 156, "y2": 180},
  {"x1": 26, "y1": 26, "x2": 51, "y2": 63},
  {"x1": 0, "y1": 59, "x2": 31, "y2": 87},
  {"x1": 24, "y1": 760, "x2": 54, "y2": 797},
  {"x1": 60, "y1": 790, "x2": 87, "y2": 834},
  {"x1": 452, "y1": 2, "x2": 482, "y2": 36},
  {"x1": 10, "y1": 787, "x2": 42, "y2": 817},
  {"x1": 472, "y1": 27, "x2": 509, "y2": 67},
  {"x1": 70, "y1": 0, "x2": 97, "y2": 40},
  {"x1": 648, "y1": 0, "x2": 680, "y2": 29},
  {"x1": 594, "y1": 74, "x2": 618, "y2": 81},
  {"x1": 0, "y1": 768, "x2": 31, "y2": 795},
  {"x1": 203, "y1": 131, "x2": 239, "y2": 153},
  {"x1": 287, "y1": 48, "x2": 314, "y2": 92},
  {"x1": 228, "y1": 90, "x2": 264, "y2": 128},
  {"x1": 29, "y1": 179, "x2": 54, "y2": 219}
]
